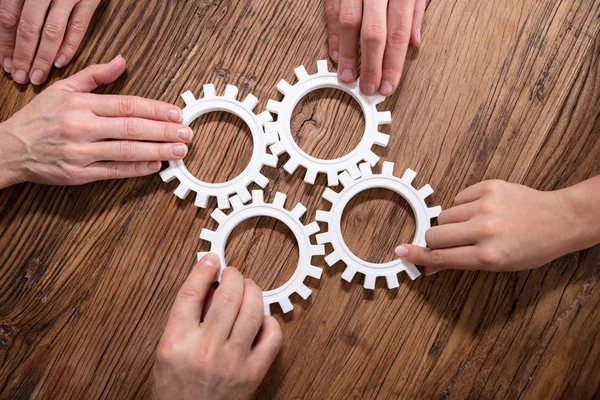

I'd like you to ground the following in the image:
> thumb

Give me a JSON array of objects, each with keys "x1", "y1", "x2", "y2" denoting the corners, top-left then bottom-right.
[{"x1": 55, "y1": 55, "x2": 126, "y2": 93}]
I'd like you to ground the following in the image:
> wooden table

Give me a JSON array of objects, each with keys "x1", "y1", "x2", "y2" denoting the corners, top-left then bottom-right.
[{"x1": 1, "y1": 0, "x2": 599, "y2": 398}]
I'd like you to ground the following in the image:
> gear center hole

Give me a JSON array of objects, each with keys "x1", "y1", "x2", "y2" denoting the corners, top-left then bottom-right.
[
  {"x1": 291, "y1": 88, "x2": 365, "y2": 160},
  {"x1": 185, "y1": 111, "x2": 254, "y2": 183},
  {"x1": 341, "y1": 188, "x2": 416, "y2": 263},
  {"x1": 225, "y1": 216, "x2": 299, "y2": 291}
]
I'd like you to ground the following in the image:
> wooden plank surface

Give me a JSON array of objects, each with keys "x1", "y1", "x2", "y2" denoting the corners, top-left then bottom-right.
[{"x1": 1, "y1": 0, "x2": 599, "y2": 398}]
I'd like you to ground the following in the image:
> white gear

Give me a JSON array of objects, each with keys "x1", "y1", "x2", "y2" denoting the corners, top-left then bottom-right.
[
  {"x1": 266, "y1": 60, "x2": 391, "y2": 187},
  {"x1": 315, "y1": 162, "x2": 442, "y2": 289},
  {"x1": 198, "y1": 190, "x2": 324, "y2": 315},
  {"x1": 160, "y1": 84, "x2": 279, "y2": 209}
]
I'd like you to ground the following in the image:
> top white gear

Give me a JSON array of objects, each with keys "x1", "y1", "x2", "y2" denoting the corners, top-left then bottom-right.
[
  {"x1": 160, "y1": 84, "x2": 279, "y2": 209},
  {"x1": 315, "y1": 162, "x2": 442, "y2": 289},
  {"x1": 266, "y1": 60, "x2": 392, "y2": 187},
  {"x1": 198, "y1": 190, "x2": 324, "y2": 315}
]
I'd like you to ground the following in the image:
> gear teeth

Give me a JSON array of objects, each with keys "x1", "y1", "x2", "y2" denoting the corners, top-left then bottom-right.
[
  {"x1": 316, "y1": 59, "x2": 329, "y2": 73},
  {"x1": 363, "y1": 274, "x2": 376, "y2": 290},
  {"x1": 253, "y1": 173, "x2": 269, "y2": 188},
  {"x1": 273, "y1": 192, "x2": 287, "y2": 208},
  {"x1": 376, "y1": 111, "x2": 392, "y2": 125},
  {"x1": 316, "y1": 231, "x2": 333, "y2": 245},
  {"x1": 257, "y1": 110, "x2": 273, "y2": 126},
  {"x1": 224, "y1": 84, "x2": 238, "y2": 100},
  {"x1": 405, "y1": 264, "x2": 421, "y2": 280},
  {"x1": 259, "y1": 153, "x2": 276, "y2": 168},
  {"x1": 294, "y1": 65, "x2": 309, "y2": 81},
  {"x1": 264, "y1": 303, "x2": 272, "y2": 316},
  {"x1": 307, "y1": 265, "x2": 323, "y2": 279},
  {"x1": 359, "y1": 162, "x2": 373, "y2": 177},
  {"x1": 315, "y1": 210, "x2": 330, "y2": 223},
  {"x1": 264, "y1": 132, "x2": 279, "y2": 145},
  {"x1": 270, "y1": 141, "x2": 286, "y2": 156},
  {"x1": 418, "y1": 184, "x2": 434, "y2": 200},
  {"x1": 203, "y1": 84, "x2": 216, "y2": 98},
  {"x1": 304, "y1": 169, "x2": 318, "y2": 184},
  {"x1": 195, "y1": 192, "x2": 208, "y2": 208},
  {"x1": 325, "y1": 250, "x2": 341, "y2": 266},
  {"x1": 385, "y1": 273, "x2": 400, "y2": 289},
  {"x1": 264, "y1": 121, "x2": 279, "y2": 133},
  {"x1": 322, "y1": 188, "x2": 340, "y2": 204},
  {"x1": 428, "y1": 205, "x2": 443, "y2": 219},
  {"x1": 327, "y1": 171, "x2": 339, "y2": 186},
  {"x1": 181, "y1": 90, "x2": 196, "y2": 106},
  {"x1": 374, "y1": 131, "x2": 390, "y2": 146},
  {"x1": 174, "y1": 183, "x2": 191, "y2": 199},
  {"x1": 311, "y1": 245, "x2": 325, "y2": 256},
  {"x1": 251, "y1": 190, "x2": 264, "y2": 204},
  {"x1": 284, "y1": 158, "x2": 299, "y2": 174},
  {"x1": 197, "y1": 252, "x2": 208, "y2": 261},
  {"x1": 217, "y1": 195, "x2": 230, "y2": 209},
  {"x1": 296, "y1": 283, "x2": 312, "y2": 300},
  {"x1": 303, "y1": 221, "x2": 320, "y2": 236},
  {"x1": 338, "y1": 171, "x2": 354, "y2": 188},
  {"x1": 267, "y1": 99, "x2": 282, "y2": 114},
  {"x1": 370, "y1": 93, "x2": 386, "y2": 105},
  {"x1": 401, "y1": 168, "x2": 417, "y2": 184},
  {"x1": 364, "y1": 150, "x2": 379, "y2": 166},
  {"x1": 200, "y1": 228, "x2": 216, "y2": 242},
  {"x1": 341, "y1": 266, "x2": 357, "y2": 282},
  {"x1": 242, "y1": 93, "x2": 258, "y2": 111},
  {"x1": 160, "y1": 167, "x2": 176, "y2": 182},
  {"x1": 276, "y1": 79, "x2": 293, "y2": 95},
  {"x1": 236, "y1": 186, "x2": 252, "y2": 203},
  {"x1": 291, "y1": 203, "x2": 307, "y2": 219},
  {"x1": 279, "y1": 297, "x2": 294, "y2": 313},
  {"x1": 382, "y1": 161, "x2": 395, "y2": 176},
  {"x1": 230, "y1": 195, "x2": 245, "y2": 210},
  {"x1": 211, "y1": 208, "x2": 227, "y2": 224},
  {"x1": 348, "y1": 164, "x2": 361, "y2": 179}
]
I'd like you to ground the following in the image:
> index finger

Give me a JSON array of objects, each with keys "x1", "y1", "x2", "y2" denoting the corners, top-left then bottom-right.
[
  {"x1": 81, "y1": 94, "x2": 183, "y2": 123},
  {"x1": 164, "y1": 253, "x2": 220, "y2": 334},
  {"x1": 326, "y1": 0, "x2": 341, "y2": 62},
  {"x1": 396, "y1": 244, "x2": 481, "y2": 270}
]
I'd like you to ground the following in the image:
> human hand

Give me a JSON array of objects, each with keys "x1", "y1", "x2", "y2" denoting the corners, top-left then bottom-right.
[
  {"x1": 153, "y1": 253, "x2": 283, "y2": 400},
  {"x1": 0, "y1": 0, "x2": 101, "y2": 85},
  {"x1": 0, "y1": 55, "x2": 192, "y2": 189},
  {"x1": 395, "y1": 180, "x2": 579, "y2": 274},
  {"x1": 326, "y1": 0, "x2": 426, "y2": 96}
]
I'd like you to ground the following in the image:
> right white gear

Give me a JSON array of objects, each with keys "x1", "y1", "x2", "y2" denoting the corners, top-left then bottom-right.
[{"x1": 265, "y1": 60, "x2": 391, "y2": 187}]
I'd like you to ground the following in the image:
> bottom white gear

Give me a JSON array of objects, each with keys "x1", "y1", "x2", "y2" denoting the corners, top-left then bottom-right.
[
  {"x1": 315, "y1": 162, "x2": 442, "y2": 289},
  {"x1": 198, "y1": 190, "x2": 324, "y2": 315}
]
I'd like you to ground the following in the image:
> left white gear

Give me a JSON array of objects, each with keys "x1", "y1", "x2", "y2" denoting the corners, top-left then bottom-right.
[
  {"x1": 160, "y1": 84, "x2": 279, "y2": 209},
  {"x1": 198, "y1": 190, "x2": 324, "y2": 315}
]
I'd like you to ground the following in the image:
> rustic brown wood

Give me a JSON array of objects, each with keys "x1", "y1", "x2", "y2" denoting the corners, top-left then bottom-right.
[{"x1": 1, "y1": 0, "x2": 599, "y2": 398}]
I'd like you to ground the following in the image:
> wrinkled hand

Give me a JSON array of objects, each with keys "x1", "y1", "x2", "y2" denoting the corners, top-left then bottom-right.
[
  {"x1": 153, "y1": 253, "x2": 283, "y2": 400},
  {"x1": 396, "y1": 180, "x2": 578, "y2": 274},
  {"x1": 0, "y1": 0, "x2": 101, "y2": 85},
  {"x1": 0, "y1": 55, "x2": 192, "y2": 188},
  {"x1": 326, "y1": 0, "x2": 426, "y2": 96}
]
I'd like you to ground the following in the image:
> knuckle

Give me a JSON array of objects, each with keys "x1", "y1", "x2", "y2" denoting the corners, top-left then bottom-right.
[
  {"x1": 338, "y1": 12, "x2": 360, "y2": 30},
  {"x1": 477, "y1": 247, "x2": 503, "y2": 268},
  {"x1": 105, "y1": 163, "x2": 121, "y2": 180},
  {"x1": 362, "y1": 25, "x2": 386, "y2": 45},
  {"x1": 118, "y1": 141, "x2": 136, "y2": 160},
  {"x1": 17, "y1": 17, "x2": 41, "y2": 40},
  {"x1": 42, "y1": 22, "x2": 65, "y2": 41},
  {"x1": 68, "y1": 18, "x2": 88, "y2": 35},
  {"x1": 0, "y1": 8, "x2": 20, "y2": 30},
  {"x1": 58, "y1": 113, "x2": 79, "y2": 134},
  {"x1": 177, "y1": 286, "x2": 203, "y2": 301},
  {"x1": 387, "y1": 28, "x2": 410, "y2": 47},
  {"x1": 162, "y1": 124, "x2": 172, "y2": 142},
  {"x1": 216, "y1": 288, "x2": 241, "y2": 307},
  {"x1": 124, "y1": 118, "x2": 142, "y2": 138},
  {"x1": 482, "y1": 180, "x2": 503, "y2": 196},
  {"x1": 479, "y1": 199, "x2": 497, "y2": 214},
  {"x1": 381, "y1": 64, "x2": 401, "y2": 77},
  {"x1": 118, "y1": 97, "x2": 136, "y2": 116},
  {"x1": 478, "y1": 218, "x2": 500, "y2": 238},
  {"x1": 429, "y1": 250, "x2": 445, "y2": 267},
  {"x1": 325, "y1": 4, "x2": 338, "y2": 21},
  {"x1": 156, "y1": 338, "x2": 179, "y2": 365}
]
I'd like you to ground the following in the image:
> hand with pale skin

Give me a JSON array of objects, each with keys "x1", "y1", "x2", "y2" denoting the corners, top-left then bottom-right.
[
  {"x1": 0, "y1": 0, "x2": 101, "y2": 85},
  {"x1": 153, "y1": 253, "x2": 283, "y2": 400},
  {"x1": 395, "y1": 178, "x2": 600, "y2": 274},
  {"x1": 326, "y1": 0, "x2": 426, "y2": 96},
  {"x1": 0, "y1": 55, "x2": 193, "y2": 189}
]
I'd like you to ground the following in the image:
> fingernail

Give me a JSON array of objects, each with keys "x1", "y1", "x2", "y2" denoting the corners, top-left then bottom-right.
[
  {"x1": 147, "y1": 161, "x2": 161, "y2": 170},
  {"x1": 340, "y1": 69, "x2": 354, "y2": 82},
  {"x1": 30, "y1": 69, "x2": 44, "y2": 85},
  {"x1": 244, "y1": 278, "x2": 256, "y2": 284},
  {"x1": 54, "y1": 54, "x2": 67, "y2": 68},
  {"x1": 177, "y1": 127, "x2": 192, "y2": 141},
  {"x1": 3, "y1": 57, "x2": 12, "y2": 73},
  {"x1": 425, "y1": 268, "x2": 441, "y2": 276},
  {"x1": 331, "y1": 50, "x2": 339, "y2": 62},
  {"x1": 362, "y1": 83, "x2": 376, "y2": 95},
  {"x1": 110, "y1": 54, "x2": 123, "y2": 64},
  {"x1": 417, "y1": 28, "x2": 422, "y2": 44},
  {"x1": 201, "y1": 252, "x2": 220, "y2": 267},
  {"x1": 167, "y1": 109, "x2": 182, "y2": 123},
  {"x1": 379, "y1": 81, "x2": 393, "y2": 96},
  {"x1": 172, "y1": 144, "x2": 188, "y2": 157},
  {"x1": 395, "y1": 246, "x2": 409, "y2": 257},
  {"x1": 13, "y1": 70, "x2": 28, "y2": 84}
]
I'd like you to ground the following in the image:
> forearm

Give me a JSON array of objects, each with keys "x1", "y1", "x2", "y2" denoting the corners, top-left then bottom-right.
[
  {"x1": 557, "y1": 175, "x2": 600, "y2": 252},
  {"x1": 0, "y1": 121, "x2": 26, "y2": 189}
]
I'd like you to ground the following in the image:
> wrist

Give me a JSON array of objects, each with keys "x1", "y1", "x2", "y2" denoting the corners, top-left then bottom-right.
[
  {"x1": 555, "y1": 181, "x2": 600, "y2": 253},
  {"x1": 0, "y1": 121, "x2": 27, "y2": 189}
]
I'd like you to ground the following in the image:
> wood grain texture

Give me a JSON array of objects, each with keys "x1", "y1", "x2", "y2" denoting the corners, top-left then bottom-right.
[{"x1": 1, "y1": 0, "x2": 599, "y2": 398}]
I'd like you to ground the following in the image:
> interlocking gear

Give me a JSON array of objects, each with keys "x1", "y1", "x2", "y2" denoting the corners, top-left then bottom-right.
[
  {"x1": 315, "y1": 162, "x2": 442, "y2": 289},
  {"x1": 266, "y1": 60, "x2": 391, "y2": 187},
  {"x1": 160, "y1": 84, "x2": 279, "y2": 209},
  {"x1": 198, "y1": 190, "x2": 324, "y2": 315}
]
